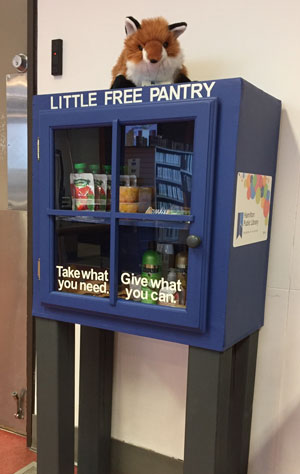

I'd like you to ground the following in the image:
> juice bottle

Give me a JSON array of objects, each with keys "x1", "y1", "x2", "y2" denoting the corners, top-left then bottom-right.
[
  {"x1": 103, "y1": 165, "x2": 112, "y2": 211},
  {"x1": 70, "y1": 163, "x2": 95, "y2": 211},
  {"x1": 89, "y1": 164, "x2": 107, "y2": 211}
]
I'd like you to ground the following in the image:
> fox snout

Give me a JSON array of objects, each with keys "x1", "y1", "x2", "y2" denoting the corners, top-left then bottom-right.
[{"x1": 143, "y1": 40, "x2": 165, "y2": 64}]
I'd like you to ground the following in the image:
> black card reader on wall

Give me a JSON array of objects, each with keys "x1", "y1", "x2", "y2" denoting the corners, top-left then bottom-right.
[{"x1": 51, "y1": 39, "x2": 63, "y2": 76}]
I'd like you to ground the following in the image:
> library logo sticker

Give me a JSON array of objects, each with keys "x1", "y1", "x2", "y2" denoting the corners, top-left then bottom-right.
[{"x1": 233, "y1": 172, "x2": 272, "y2": 247}]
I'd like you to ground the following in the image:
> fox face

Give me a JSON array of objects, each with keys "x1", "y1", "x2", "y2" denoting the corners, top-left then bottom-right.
[{"x1": 112, "y1": 17, "x2": 189, "y2": 87}]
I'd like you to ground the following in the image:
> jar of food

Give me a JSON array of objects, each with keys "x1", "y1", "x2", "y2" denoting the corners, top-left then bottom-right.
[
  {"x1": 119, "y1": 202, "x2": 139, "y2": 213},
  {"x1": 119, "y1": 186, "x2": 139, "y2": 203}
]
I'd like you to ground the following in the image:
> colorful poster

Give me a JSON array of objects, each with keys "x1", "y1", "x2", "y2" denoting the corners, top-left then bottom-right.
[{"x1": 233, "y1": 172, "x2": 272, "y2": 247}]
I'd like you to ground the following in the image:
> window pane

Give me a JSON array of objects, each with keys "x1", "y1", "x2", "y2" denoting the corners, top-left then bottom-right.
[
  {"x1": 54, "y1": 126, "x2": 112, "y2": 211},
  {"x1": 120, "y1": 121, "x2": 194, "y2": 215},
  {"x1": 118, "y1": 221, "x2": 189, "y2": 308},
  {"x1": 54, "y1": 217, "x2": 110, "y2": 297}
]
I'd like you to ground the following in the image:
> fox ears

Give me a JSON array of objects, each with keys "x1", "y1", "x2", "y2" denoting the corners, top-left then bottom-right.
[
  {"x1": 125, "y1": 16, "x2": 187, "y2": 39},
  {"x1": 168, "y1": 22, "x2": 188, "y2": 39},
  {"x1": 125, "y1": 17, "x2": 141, "y2": 36}
]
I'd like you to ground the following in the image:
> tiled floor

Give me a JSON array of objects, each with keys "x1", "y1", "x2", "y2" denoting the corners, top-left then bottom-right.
[
  {"x1": 13, "y1": 463, "x2": 37, "y2": 474},
  {"x1": 0, "y1": 429, "x2": 78, "y2": 474},
  {"x1": 0, "y1": 429, "x2": 36, "y2": 474}
]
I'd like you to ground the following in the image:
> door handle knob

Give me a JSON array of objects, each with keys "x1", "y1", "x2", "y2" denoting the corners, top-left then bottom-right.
[{"x1": 186, "y1": 235, "x2": 202, "y2": 248}]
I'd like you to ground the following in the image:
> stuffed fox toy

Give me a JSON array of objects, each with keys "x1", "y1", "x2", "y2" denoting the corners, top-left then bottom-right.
[{"x1": 111, "y1": 16, "x2": 190, "y2": 88}]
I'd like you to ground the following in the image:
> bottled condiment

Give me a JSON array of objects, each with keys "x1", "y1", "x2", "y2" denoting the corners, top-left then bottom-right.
[
  {"x1": 167, "y1": 268, "x2": 177, "y2": 282},
  {"x1": 159, "y1": 267, "x2": 179, "y2": 306},
  {"x1": 103, "y1": 165, "x2": 112, "y2": 210},
  {"x1": 74, "y1": 163, "x2": 86, "y2": 173},
  {"x1": 141, "y1": 249, "x2": 161, "y2": 305},
  {"x1": 175, "y1": 251, "x2": 188, "y2": 306},
  {"x1": 89, "y1": 164, "x2": 107, "y2": 211},
  {"x1": 157, "y1": 243, "x2": 174, "y2": 279}
]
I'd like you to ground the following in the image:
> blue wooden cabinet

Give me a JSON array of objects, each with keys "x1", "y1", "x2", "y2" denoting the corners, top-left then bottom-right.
[{"x1": 32, "y1": 78, "x2": 281, "y2": 351}]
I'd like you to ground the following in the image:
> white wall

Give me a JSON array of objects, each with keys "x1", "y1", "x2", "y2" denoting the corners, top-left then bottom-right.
[{"x1": 38, "y1": 0, "x2": 300, "y2": 470}]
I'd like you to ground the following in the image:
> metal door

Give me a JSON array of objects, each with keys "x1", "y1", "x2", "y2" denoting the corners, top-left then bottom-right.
[
  {"x1": 0, "y1": 73, "x2": 28, "y2": 434},
  {"x1": 0, "y1": 211, "x2": 27, "y2": 434}
]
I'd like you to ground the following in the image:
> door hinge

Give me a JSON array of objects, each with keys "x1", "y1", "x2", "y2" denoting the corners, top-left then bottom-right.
[
  {"x1": 37, "y1": 137, "x2": 40, "y2": 161},
  {"x1": 37, "y1": 258, "x2": 41, "y2": 280}
]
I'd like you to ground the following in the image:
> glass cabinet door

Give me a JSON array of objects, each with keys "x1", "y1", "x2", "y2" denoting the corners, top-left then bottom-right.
[
  {"x1": 117, "y1": 120, "x2": 194, "y2": 311},
  {"x1": 38, "y1": 99, "x2": 216, "y2": 332},
  {"x1": 119, "y1": 120, "x2": 194, "y2": 215},
  {"x1": 118, "y1": 222, "x2": 190, "y2": 309},
  {"x1": 54, "y1": 126, "x2": 112, "y2": 211},
  {"x1": 55, "y1": 218, "x2": 110, "y2": 298}
]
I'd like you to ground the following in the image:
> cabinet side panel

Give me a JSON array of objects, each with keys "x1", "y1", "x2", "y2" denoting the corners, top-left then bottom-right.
[{"x1": 225, "y1": 81, "x2": 281, "y2": 347}]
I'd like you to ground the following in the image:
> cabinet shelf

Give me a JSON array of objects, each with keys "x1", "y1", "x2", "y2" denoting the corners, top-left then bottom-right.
[
  {"x1": 156, "y1": 195, "x2": 184, "y2": 204},
  {"x1": 118, "y1": 218, "x2": 190, "y2": 230},
  {"x1": 116, "y1": 212, "x2": 193, "y2": 222},
  {"x1": 156, "y1": 146, "x2": 193, "y2": 155},
  {"x1": 48, "y1": 209, "x2": 193, "y2": 224},
  {"x1": 47, "y1": 209, "x2": 111, "y2": 224},
  {"x1": 126, "y1": 145, "x2": 193, "y2": 155},
  {"x1": 156, "y1": 177, "x2": 182, "y2": 184}
]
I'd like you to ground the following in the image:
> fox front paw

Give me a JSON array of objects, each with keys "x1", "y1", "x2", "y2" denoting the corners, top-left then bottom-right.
[{"x1": 111, "y1": 75, "x2": 136, "y2": 89}]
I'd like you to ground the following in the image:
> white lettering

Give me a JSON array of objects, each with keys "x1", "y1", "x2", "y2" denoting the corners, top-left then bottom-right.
[
  {"x1": 169, "y1": 85, "x2": 181, "y2": 100},
  {"x1": 88, "y1": 92, "x2": 97, "y2": 107},
  {"x1": 80, "y1": 94, "x2": 88, "y2": 107},
  {"x1": 50, "y1": 96, "x2": 58, "y2": 110},
  {"x1": 121, "y1": 272, "x2": 131, "y2": 285},
  {"x1": 179, "y1": 83, "x2": 190, "y2": 99},
  {"x1": 133, "y1": 289, "x2": 140, "y2": 299},
  {"x1": 157, "y1": 86, "x2": 169, "y2": 101},
  {"x1": 159, "y1": 291, "x2": 175, "y2": 304},
  {"x1": 150, "y1": 87, "x2": 160, "y2": 102},
  {"x1": 123, "y1": 89, "x2": 133, "y2": 104},
  {"x1": 72, "y1": 94, "x2": 80, "y2": 108},
  {"x1": 191, "y1": 83, "x2": 203, "y2": 99},
  {"x1": 125, "y1": 288, "x2": 132, "y2": 300},
  {"x1": 64, "y1": 95, "x2": 72, "y2": 108},
  {"x1": 103, "y1": 270, "x2": 109, "y2": 282},
  {"x1": 203, "y1": 81, "x2": 216, "y2": 97},
  {"x1": 50, "y1": 82, "x2": 217, "y2": 110},
  {"x1": 113, "y1": 90, "x2": 123, "y2": 105},
  {"x1": 151, "y1": 291, "x2": 158, "y2": 301},
  {"x1": 134, "y1": 88, "x2": 143, "y2": 103},
  {"x1": 56, "y1": 265, "x2": 63, "y2": 277},
  {"x1": 150, "y1": 278, "x2": 161, "y2": 289},
  {"x1": 104, "y1": 91, "x2": 113, "y2": 105}
]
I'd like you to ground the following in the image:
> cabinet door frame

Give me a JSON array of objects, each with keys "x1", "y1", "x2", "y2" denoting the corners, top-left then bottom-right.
[{"x1": 35, "y1": 99, "x2": 217, "y2": 332}]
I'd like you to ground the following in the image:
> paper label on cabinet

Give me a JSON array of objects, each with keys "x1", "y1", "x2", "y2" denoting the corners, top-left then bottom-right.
[{"x1": 233, "y1": 172, "x2": 272, "y2": 247}]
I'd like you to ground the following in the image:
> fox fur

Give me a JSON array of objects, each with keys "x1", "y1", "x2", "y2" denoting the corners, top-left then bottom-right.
[{"x1": 111, "y1": 16, "x2": 190, "y2": 88}]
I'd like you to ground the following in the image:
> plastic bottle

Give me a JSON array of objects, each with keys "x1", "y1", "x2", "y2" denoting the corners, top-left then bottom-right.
[
  {"x1": 89, "y1": 164, "x2": 107, "y2": 211},
  {"x1": 141, "y1": 249, "x2": 162, "y2": 305},
  {"x1": 103, "y1": 165, "x2": 112, "y2": 210},
  {"x1": 158, "y1": 243, "x2": 174, "y2": 279},
  {"x1": 175, "y1": 252, "x2": 188, "y2": 306},
  {"x1": 158, "y1": 267, "x2": 180, "y2": 307},
  {"x1": 75, "y1": 163, "x2": 86, "y2": 173},
  {"x1": 70, "y1": 163, "x2": 94, "y2": 211}
]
